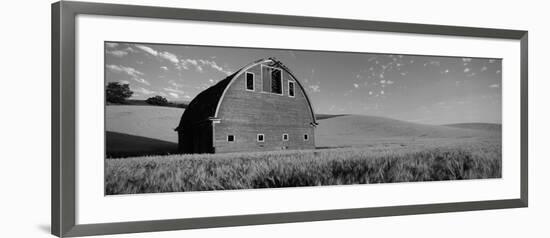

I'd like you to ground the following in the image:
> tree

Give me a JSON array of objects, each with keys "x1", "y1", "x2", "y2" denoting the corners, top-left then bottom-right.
[
  {"x1": 145, "y1": 95, "x2": 169, "y2": 106},
  {"x1": 106, "y1": 82, "x2": 133, "y2": 103}
]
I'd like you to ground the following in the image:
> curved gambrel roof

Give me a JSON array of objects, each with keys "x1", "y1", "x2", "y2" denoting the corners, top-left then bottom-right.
[{"x1": 175, "y1": 58, "x2": 317, "y2": 131}]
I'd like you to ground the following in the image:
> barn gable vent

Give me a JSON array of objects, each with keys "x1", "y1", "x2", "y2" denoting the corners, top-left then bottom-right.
[{"x1": 261, "y1": 65, "x2": 283, "y2": 95}]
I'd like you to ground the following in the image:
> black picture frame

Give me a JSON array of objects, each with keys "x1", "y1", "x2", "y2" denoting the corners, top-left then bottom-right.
[{"x1": 52, "y1": 1, "x2": 528, "y2": 237}]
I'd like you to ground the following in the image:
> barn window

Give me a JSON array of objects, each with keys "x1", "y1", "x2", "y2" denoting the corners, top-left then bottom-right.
[
  {"x1": 282, "y1": 134, "x2": 289, "y2": 141},
  {"x1": 271, "y1": 68, "x2": 282, "y2": 94},
  {"x1": 257, "y1": 134, "x2": 265, "y2": 142},
  {"x1": 288, "y1": 81, "x2": 295, "y2": 97},
  {"x1": 245, "y1": 72, "x2": 254, "y2": 91},
  {"x1": 227, "y1": 135, "x2": 235, "y2": 142},
  {"x1": 304, "y1": 134, "x2": 309, "y2": 141}
]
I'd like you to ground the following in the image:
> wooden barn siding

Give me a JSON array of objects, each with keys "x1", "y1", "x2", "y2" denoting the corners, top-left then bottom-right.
[
  {"x1": 214, "y1": 64, "x2": 316, "y2": 153},
  {"x1": 179, "y1": 122, "x2": 213, "y2": 153}
]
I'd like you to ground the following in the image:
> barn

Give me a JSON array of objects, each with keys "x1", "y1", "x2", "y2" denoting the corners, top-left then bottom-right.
[{"x1": 175, "y1": 58, "x2": 318, "y2": 154}]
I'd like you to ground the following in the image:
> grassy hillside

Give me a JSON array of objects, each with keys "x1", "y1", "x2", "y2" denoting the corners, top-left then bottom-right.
[
  {"x1": 315, "y1": 115, "x2": 499, "y2": 148},
  {"x1": 444, "y1": 123, "x2": 502, "y2": 132},
  {"x1": 106, "y1": 140, "x2": 501, "y2": 194},
  {"x1": 106, "y1": 105, "x2": 183, "y2": 157}
]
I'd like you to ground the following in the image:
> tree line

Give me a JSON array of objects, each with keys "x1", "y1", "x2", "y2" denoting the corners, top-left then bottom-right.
[{"x1": 106, "y1": 82, "x2": 187, "y2": 108}]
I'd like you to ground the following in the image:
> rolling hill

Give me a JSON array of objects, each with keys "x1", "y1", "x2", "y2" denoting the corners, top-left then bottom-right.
[
  {"x1": 106, "y1": 105, "x2": 500, "y2": 157},
  {"x1": 106, "y1": 105, "x2": 183, "y2": 157},
  {"x1": 315, "y1": 115, "x2": 500, "y2": 148},
  {"x1": 443, "y1": 123, "x2": 502, "y2": 132}
]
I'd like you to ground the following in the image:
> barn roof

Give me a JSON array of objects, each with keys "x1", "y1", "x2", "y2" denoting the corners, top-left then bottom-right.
[{"x1": 175, "y1": 58, "x2": 317, "y2": 131}]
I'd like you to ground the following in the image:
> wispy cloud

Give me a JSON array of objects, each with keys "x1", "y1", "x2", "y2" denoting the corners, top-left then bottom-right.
[
  {"x1": 106, "y1": 46, "x2": 137, "y2": 58},
  {"x1": 163, "y1": 87, "x2": 186, "y2": 94},
  {"x1": 199, "y1": 59, "x2": 232, "y2": 75},
  {"x1": 133, "y1": 87, "x2": 156, "y2": 95},
  {"x1": 168, "y1": 92, "x2": 179, "y2": 98},
  {"x1": 106, "y1": 42, "x2": 118, "y2": 48},
  {"x1": 179, "y1": 58, "x2": 231, "y2": 75},
  {"x1": 489, "y1": 84, "x2": 500, "y2": 88},
  {"x1": 160, "y1": 66, "x2": 169, "y2": 71},
  {"x1": 135, "y1": 44, "x2": 158, "y2": 56},
  {"x1": 106, "y1": 50, "x2": 128, "y2": 57},
  {"x1": 464, "y1": 68, "x2": 470, "y2": 73},
  {"x1": 308, "y1": 85, "x2": 321, "y2": 93},
  {"x1": 106, "y1": 64, "x2": 150, "y2": 85},
  {"x1": 159, "y1": 51, "x2": 179, "y2": 64},
  {"x1": 180, "y1": 59, "x2": 198, "y2": 70}
]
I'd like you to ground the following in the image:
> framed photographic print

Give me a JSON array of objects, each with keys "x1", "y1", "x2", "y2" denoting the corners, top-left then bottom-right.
[{"x1": 52, "y1": 1, "x2": 528, "y2": 237}]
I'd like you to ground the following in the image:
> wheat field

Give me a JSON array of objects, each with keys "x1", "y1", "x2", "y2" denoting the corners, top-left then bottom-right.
[{"x1": 105, "y1": 139, "x2": 501, "y2": 195}]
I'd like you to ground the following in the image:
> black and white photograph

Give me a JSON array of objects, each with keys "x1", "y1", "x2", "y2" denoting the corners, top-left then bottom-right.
[{"x1": 104, "y1": 41, "x2": 502, "y2": 195}]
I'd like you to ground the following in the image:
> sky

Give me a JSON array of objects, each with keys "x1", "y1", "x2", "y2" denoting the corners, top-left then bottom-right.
[{"x1": 105, "y1": 42, "x2": 502, "y2": 125}]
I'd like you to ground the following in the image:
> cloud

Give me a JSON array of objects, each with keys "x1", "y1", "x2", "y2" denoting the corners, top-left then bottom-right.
[
  {"x1": 107, "y1": 64, "x2": 143, "y2": 77},
  {"x1": 489, "y1": 84, "x2": 500, "y2": 88},
  {"x1": 135, "y1": 44, "x2": 158, "y2": 56},
  {"x1": 134, "y1": 87, "x2": 156, "y2": 95},
  {"x1": 106, "y1": 64, "x2": 150, "y2": 85},
  {"x1": 353, "y1": 83, "x2": 359, "y2": 88},
  {"x1": 496, "y1": 70, "x2": 501, "y2": 74},
  {"x1": 163, "y1": 87, "x2": 186, "y2": 94},
  {"x1": 180, "y1": 59, "x2": 198, "y2": 71},
  {"x1": 106, "y1": 50, "x2": 128, "y2": 57},
  {"x1": 159, "y1": 51, "x2": 179, "y2": 64},
  {"x1": 135, "y1": 44, "x2": 186, "y2": 69},
  {"x1": 106, "y1": 46, "x2": 137, "y2": 58},
  {"x1": 168, "y1": 80, "x2": 187, "y2": 89},
  {"x1": 106, "y1": 42, "x2": 118, "y2": 48},
  {"x1": 160, "y1": 66, "x2": 169, "y2": 71},
  {"x1": 380, "y1": 80, "x2": 386, "y2": 84},
  {"x1": 380, "y1": 90, "x2": 384, "y2": 95},
  {"x1": 180, "y1": 58, "x2": 232, "y2": 75},
  {"x1": 168, "y1": 92, "x2": 179, "y2": 98},
  {"x1": 481, "y1": 66, "x2": 488, "y2": 72},
  {"x1": 464, "y1": 68, "x2": 470, "y2": 73},
  {"x1": 308, "y1": 85, "x2": 321, "y2": 93},
  {"x1": 462, "y1": 58, "x2": 472, "y2": 62},
  {"x1": 386, "y1": 80, "x2": 394, "y2": 85},
  {"x1": 124, "y1": 47, "x2": 137, "y2": 53},
  {"x1": 199, "y1": 59, "x2": 232, "y2": 75},
  {"x1": 369, "y1": 91, "x2": 373, "y2": 95}
]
